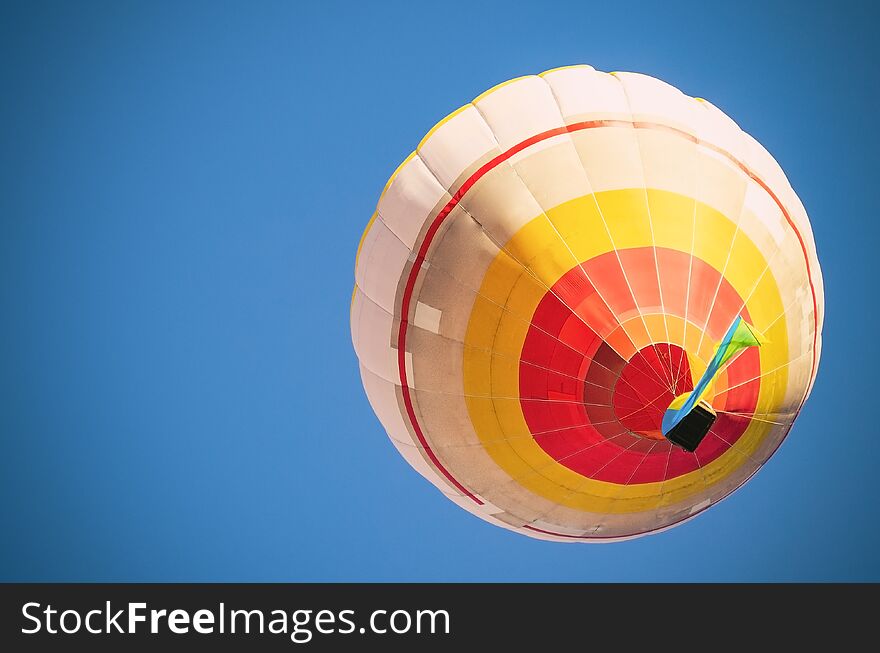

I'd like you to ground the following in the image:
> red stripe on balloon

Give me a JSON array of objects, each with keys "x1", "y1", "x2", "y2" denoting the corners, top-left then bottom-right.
[{"x1": 520, "y1": 250, "x2": 759, "y2": 484}]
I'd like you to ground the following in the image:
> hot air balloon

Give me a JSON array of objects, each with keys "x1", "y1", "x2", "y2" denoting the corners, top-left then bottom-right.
[{"x1": 351, "y1": 65, "x2": 823, "y2": 541}]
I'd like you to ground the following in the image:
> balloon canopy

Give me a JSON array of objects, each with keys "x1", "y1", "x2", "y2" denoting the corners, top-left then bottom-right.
[{"x1": 351, "y1": 65, "x2": 824, "y2": 541}]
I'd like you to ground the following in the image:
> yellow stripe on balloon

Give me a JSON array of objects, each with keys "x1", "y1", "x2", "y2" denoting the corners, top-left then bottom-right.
[{"x1": 463, "y1": 188, "x2": 788, "y2": 513}]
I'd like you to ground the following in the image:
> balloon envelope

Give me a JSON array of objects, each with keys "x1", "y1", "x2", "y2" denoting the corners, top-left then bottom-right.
[{"x1": 351, "y1": 65, "x2": 823, "y2": 541}]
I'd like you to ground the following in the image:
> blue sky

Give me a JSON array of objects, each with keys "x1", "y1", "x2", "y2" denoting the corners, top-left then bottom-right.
[{"x1": 1, "y1": 0, "x2": 878, "y2": 581}]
